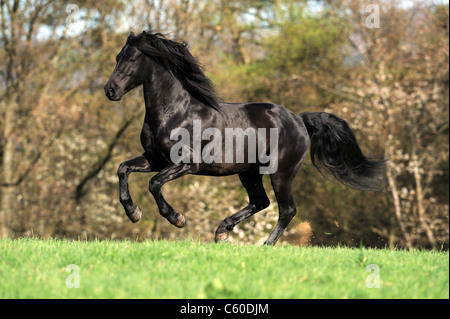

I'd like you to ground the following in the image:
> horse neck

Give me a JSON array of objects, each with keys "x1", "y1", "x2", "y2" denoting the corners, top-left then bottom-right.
[{"x1": 142, "y1": 62, "x2": 190, "y2": 119}]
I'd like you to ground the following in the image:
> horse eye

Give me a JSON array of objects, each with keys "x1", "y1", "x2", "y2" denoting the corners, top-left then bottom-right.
[{"x1": 130, "y1": 58, "x2": 137, "y2": 63}]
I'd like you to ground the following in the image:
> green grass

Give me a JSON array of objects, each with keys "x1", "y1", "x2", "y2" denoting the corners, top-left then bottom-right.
[{"x1": 0, "y1": 238, "x2": 448, "y2": 299}]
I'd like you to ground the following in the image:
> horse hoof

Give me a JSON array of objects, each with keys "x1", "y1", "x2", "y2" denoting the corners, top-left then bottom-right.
[
  {"x1": 215, "y1": 232, "x2": 229, "y2": 243},
  {"x1": 174, "y1": 214, "x2": 186, "y2": 228},
  {"x1": 127, "y1": 206, "x2": 142, "y2": 223}
]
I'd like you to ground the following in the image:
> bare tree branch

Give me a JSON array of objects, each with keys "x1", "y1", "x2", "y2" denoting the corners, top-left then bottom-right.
[{"x1": 73, "y1": 115, "x2": 139, "y2": 201}]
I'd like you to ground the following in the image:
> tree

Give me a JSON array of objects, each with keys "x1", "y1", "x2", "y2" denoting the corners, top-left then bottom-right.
[
  {"x1": 0, "y1": 0, "x2": 135, "y2": 236},
  {"x1": 336, "y1": 0, "x2": 449, "y2": 248}
]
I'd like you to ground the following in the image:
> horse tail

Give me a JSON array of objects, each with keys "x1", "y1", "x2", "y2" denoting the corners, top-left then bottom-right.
[{"x1": 299, "y1": 112, "x2": 387, "y2": 192}]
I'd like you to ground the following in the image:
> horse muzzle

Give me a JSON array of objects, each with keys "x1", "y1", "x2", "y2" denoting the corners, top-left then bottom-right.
[{"x1": 104, "y1": 83, "x2": 122, "y2": 101}]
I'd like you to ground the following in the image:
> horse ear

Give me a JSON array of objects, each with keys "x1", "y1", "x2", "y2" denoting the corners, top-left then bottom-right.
[
  {"x1": 130, "y1": 31, "x2": 135, "y2": 37},
  {"x1": 142, "y1": 30, "x2": 148, "y2": 40}
]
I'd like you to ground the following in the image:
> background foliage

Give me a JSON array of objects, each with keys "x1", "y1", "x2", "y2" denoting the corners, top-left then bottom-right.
[{"x1": 0, "y1": 0, "x2": 448, "y2": 249}]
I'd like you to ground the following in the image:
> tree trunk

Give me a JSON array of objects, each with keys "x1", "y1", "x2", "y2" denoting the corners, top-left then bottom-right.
[
  {"x1": 386, "y1": 159, "x2": 413, "y2": 249},
  {"x1": 412, "y1": 156, "x2": 436, "y2": 248},
  {"x1": 1, "y1": 101, "x2": 18, "y2": 238}
]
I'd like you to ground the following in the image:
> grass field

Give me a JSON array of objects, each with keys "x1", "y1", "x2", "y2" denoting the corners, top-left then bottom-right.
[{"x1": 0, "y1": 238, "x2": 448, "y2": 299}]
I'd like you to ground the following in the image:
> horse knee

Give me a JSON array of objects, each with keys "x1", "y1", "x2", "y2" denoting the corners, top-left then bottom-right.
[
  {"x1": 149, "y1": 179, "x2": 161, "y2": 195},
  {"x1": 117, "y1": 163, "x2": 130, "y2": 179}
]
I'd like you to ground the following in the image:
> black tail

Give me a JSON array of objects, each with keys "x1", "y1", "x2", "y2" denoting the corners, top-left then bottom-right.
[{"x1": 300, "y1": 112, "x2": 387, "y2": 192}]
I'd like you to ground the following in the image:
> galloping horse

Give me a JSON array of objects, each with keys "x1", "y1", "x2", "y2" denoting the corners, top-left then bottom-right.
[{"x1": 104, "y1": 31, "x2": 386, "y2": 245}]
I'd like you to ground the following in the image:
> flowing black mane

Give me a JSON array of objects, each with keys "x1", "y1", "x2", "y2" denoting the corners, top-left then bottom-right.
[{"x1": 127, "y1": 31, "x2": 219, "y2": 109}]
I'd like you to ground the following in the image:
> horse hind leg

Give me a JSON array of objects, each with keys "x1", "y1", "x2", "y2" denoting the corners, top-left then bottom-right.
[
  {"x1": 263, "y1": 131, "x2": 308, "y2": 245},
  {"x1": 264, "y1": 172, "x2": 298, "y2": 246},
  {"x1": 215, "y1": 172, "x2": 270, "y2": 242}
]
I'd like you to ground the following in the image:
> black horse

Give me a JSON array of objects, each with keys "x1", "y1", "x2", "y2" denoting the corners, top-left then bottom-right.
[{"x1": 104, "y1": 31, "x2": 386, "y2": 245}]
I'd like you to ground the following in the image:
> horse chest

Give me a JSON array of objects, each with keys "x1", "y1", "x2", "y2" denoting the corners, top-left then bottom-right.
[{"x1": 140, "y1": 121, "x2": 154, "y2": 152}]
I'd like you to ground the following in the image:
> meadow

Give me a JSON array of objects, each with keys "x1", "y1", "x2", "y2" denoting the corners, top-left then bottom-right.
[{"x1": 0, "y1": 238, "x2": 448, "y2": 299}]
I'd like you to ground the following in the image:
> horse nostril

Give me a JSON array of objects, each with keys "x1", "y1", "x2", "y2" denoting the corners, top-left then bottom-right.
[{"x1": 109, "y1": 87, "x2": 116, "y2": 97}]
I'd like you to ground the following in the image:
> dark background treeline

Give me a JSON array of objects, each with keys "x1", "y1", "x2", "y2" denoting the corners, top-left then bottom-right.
[{"x1": 0, "y1": 0, "x2": 448, "y2": 249}]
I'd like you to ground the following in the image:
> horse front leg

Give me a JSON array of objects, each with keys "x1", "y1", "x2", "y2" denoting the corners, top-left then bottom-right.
[
  {"x1": 148, "y1": 163, "x2": 197, "y2": 228},
  {"x1": 117, "y1": 153, "x2": 153, "y2": 223}
]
